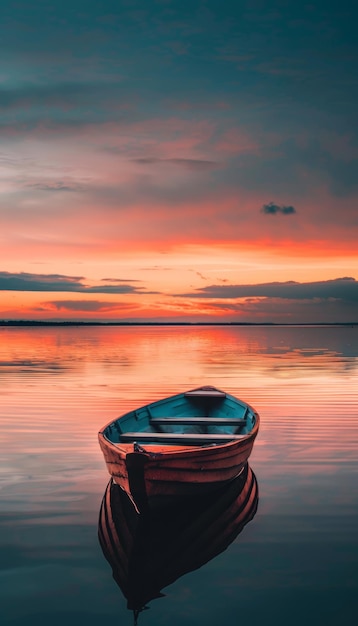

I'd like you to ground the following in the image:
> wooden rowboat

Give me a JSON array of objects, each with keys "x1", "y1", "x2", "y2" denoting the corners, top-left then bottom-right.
[
  {"x1": 98, "y1": 385, "x2": 259, "y2": 510},
  {"x1": 98, "y1": 464, "x2": 258, "y2": 618}
]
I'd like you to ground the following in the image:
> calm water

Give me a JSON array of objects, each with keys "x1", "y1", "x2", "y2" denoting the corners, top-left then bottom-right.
[{"x1": 1, "y1": 325, "x2": 357, "y2": 626}]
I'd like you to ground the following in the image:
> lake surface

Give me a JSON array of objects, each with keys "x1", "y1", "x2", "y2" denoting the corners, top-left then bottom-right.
[{"x1": 1, "y1": 325, "x2": 357, "y2": 626}]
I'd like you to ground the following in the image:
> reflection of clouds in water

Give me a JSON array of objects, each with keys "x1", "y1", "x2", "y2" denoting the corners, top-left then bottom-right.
[
  {"x1": 263, "y1": 335, "x2": 358, "y2": 359},
  {"x1": 0, "y1": 327, "x2": 356, "y2": 389},
  {"x1": 254, "y1": 327, "x2": 357, "y2": 357},
  {"x1": 198, "y1": 326, "x2": 358, "y2": 377},
  {"x1": 100, "y1": 356, "x2": 132, "y2": 368},
  {"x1": 265, "y1": 350, "x2": 357, "y2": 376},
  {"x1": 0, "y1": 359, "x2": 70, "y2": 375},
  {"x1": 202, "y1": 348, "x2": 357, "y2": 377},
  {"x1": 0, "y1": 327, "x2": 137, "y2": 373}
]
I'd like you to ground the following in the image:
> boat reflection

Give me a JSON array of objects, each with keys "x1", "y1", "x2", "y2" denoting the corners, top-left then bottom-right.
[{"x1": 98, "y1": 463, "x2": 258, "y2": 621}]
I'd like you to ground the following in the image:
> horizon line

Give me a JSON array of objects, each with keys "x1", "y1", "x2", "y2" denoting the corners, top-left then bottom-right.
[{"x1": 1, "y1": 320, "x2": 357, "y2": 327}]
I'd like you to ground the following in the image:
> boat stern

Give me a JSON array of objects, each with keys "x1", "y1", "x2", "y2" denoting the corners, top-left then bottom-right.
[{"x1": 98, "y1": 431, "x2": 149, "y2": 510}]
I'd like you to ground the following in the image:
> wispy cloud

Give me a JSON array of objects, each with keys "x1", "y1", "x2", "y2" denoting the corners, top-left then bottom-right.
[
  {"x1": 132, "y1": 158, "x2": 218, "y2": 170},
  {"x1": 101, "y1": 277, "x2": 141, "y2": 283},
  {"x1": 44, "y1": 300, "x2": 130, "y2": 312},
  {"x1": 190, "y1": 270, "x2": 208, "y2": 280},
  {"x1": 25, "y1": 181, "x2": 84, "y2": 193}
]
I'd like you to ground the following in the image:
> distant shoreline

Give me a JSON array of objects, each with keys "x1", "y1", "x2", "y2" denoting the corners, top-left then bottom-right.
[{"x1": 0, "y1": 321, "x2": 357, "y2": 327}]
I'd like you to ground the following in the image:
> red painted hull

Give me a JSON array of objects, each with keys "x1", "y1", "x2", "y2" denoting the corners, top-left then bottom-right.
[{"x1": 98, "y1": 413, "x2": 259, "y2": 509}]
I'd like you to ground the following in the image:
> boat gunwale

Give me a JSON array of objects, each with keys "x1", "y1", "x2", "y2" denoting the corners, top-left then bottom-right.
[
  {"x1": 99, "y1": 402, "x2": 259, "y2": 459},
  {"x1": 98, "y1": 387, "x2": 259, "y2": 458}
]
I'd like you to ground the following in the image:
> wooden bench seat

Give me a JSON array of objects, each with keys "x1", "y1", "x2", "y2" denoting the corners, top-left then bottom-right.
[
  {"x1": 150, "y1": 417, "x2": 246, "y2": 426},
  {"x1": 119, "y1": 432, "x2": 246, "y2": 445}
]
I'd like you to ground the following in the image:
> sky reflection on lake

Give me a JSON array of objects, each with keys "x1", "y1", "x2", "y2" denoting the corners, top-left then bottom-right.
[{"x1": 0, "y1": 325, "x2": 357, "y2": 626}]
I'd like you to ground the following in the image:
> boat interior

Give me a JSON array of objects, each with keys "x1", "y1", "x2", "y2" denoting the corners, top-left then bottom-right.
[{"x1": 105, "y1": 388, "x2": 256, "y2": 446}]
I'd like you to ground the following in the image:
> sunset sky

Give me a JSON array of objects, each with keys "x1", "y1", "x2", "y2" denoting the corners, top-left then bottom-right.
[{"x1": 1, "y1": 0, "x2": 357, "y2": 322}]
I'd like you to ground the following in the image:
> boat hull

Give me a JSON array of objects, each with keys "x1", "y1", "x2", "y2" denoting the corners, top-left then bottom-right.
[{"x1": 98, "y1": 387, "x2": 259, "y2": 509}]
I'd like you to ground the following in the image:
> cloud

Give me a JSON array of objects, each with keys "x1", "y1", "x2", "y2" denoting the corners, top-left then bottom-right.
[
  {"x1": 0, "y1": 272, "x2": 151, "y2": 294},
  {"x1": 190, "y1": 270, "x2": 208, "y2": 280},
  {"x1": 26, "y1": 181, "x2": 84, "y2": 193},
  {"x1": 44, "y1": 300, "x2": 129, "y2": 313},
  {"x1": 84, "y1": 285, "x2": 157, "y2": 294},
  {"x1": 280, "y1": 205, "x2": 296, "y2": 215},
  {"x1": 261, "y1": 202, "x2": 297, "y2": 215},
  {"x1": 0, "y1": 272, "x2": 84, "y2": 292},
  {"x1": 178, "y1": 277, "x2": 358, "y2": 302},
  {"x1": 132, "y1": 158, "x2": 218, "y2": 170},
  {"x1": 184, "y1": 295, "x2": 358, "y2": 324},
  {"x1": 101, "y1": 277, "x2": 141, "y2": 283}
]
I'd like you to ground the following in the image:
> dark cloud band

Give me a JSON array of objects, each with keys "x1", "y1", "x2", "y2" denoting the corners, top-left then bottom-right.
[
  {"x1": 0, "y1": 271, "x2": 148, "y2": 294},
  {"x1": 178, "y1": 277, "x2": 358, "y2": 301}
]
